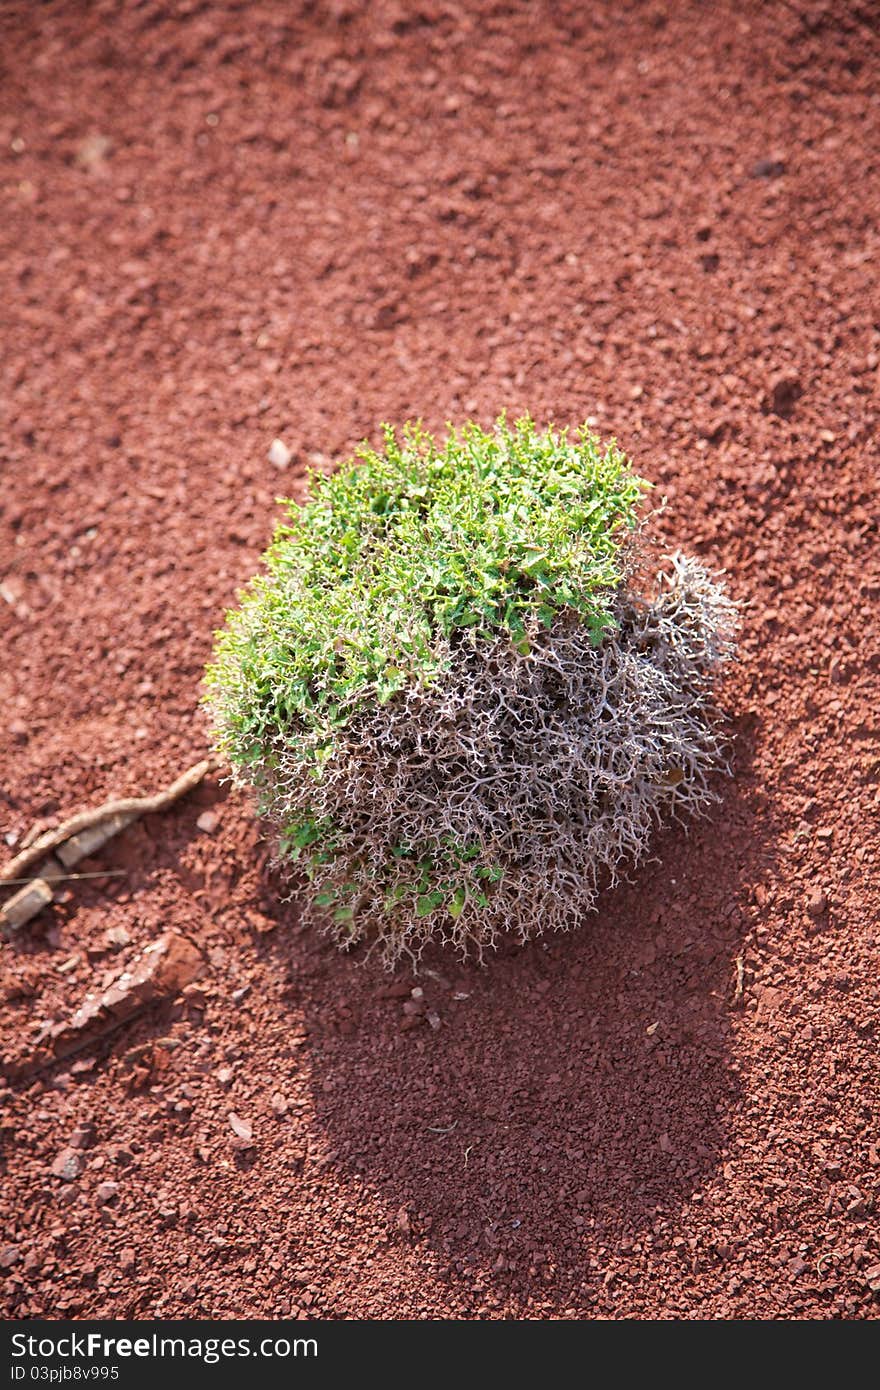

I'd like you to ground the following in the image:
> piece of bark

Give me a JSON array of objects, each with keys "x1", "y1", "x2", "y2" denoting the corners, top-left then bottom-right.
[
  {"x1": 0, "y1": 853, "x2": 112, "y2": 936},
  {"x1": 39, "y1": 855, "x2": 68, "y2": 884},
  {"x1": 0, "y1": 758, "x2": 213, "y2": 885},
  {"x1": 0, "y1": 857, "x2": 69, "y2": 935},
  {"x1": 0, "y1": 879, "x2": 54, "y2": 935},
  {"x1": 56, "y1": 813, "x2": 137, "y2": 869},
  {"x1": 6, "y1": 932, "x2": 204, "y2": 1077}
]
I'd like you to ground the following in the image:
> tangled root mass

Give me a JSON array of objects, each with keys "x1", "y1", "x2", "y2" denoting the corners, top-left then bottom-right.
[{"x1": 257, "y1": 553, "x2": 737, "y2": 966}]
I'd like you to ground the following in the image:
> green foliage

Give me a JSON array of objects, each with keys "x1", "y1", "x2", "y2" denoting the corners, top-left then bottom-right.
[
  {"x1": 291, "y1": 831, "x2": 504, "y2": 932},
  {"x1": 204, "y1": 419, "x2": 737, "y2": 966},
  {"x1": 205, "y1": 416, "x2": 646, "y2": 775}
]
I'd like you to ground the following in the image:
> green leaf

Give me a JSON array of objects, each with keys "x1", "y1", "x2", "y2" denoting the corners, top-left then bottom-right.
[
  {"x1": 448, "y1": 886, "x2": 466, "y2": 920},
  {"x1": 416, "y1": 891, "x2": 444, "y2": 917},
  {"x1": 204, "y1": 415, "x2": 649, "y2": 943}
]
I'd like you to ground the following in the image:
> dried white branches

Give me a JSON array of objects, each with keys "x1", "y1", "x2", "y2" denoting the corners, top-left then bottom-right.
[{"x1": 241, "y1": 554, "x2": 738, "y2": 966}]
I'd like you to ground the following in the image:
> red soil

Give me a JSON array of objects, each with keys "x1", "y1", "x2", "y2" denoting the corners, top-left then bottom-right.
[{"x1": 1, "y1": 0, "x2": 879, "y2": 1320}]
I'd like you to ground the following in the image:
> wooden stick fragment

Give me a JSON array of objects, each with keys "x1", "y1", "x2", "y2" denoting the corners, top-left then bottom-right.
[
  {"x1": 56, "y1": 812, "x2": 137, "y2": 869},
  {"x1": 1, "y1": 870, "x2": 127, "y2": 886},
  {"x1": 0, "y1": 758, "x2": 213, "y2": 885},
  {"x1": 1, "y1": 879, "x2": 54, "y2": 934},
  {"x1": 0, "y1": 758, "x2": 215, "y2": 937},
  {"x1": 733, "y1": 953, "x2": 745, "y2": 1004}
]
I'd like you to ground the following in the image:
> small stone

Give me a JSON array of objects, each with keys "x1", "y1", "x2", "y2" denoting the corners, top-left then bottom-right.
[
  {"x1": 119, "y1": 1247, "x2": 136, "y2": 1272},
  {"x1": 819, "y1": 429, "x2": 836, "y2": 444},
  {"x1": 69, "y1": 1123, "x2": 97, "y2": 1150},
  {"x1": 427, "y1": 1011, "x2": 441, "y2": 1030},
  {"x1": 750, "y1": 157, "x2": 786, "y2": 178},
  {"x1": 228, "y1": 1112, "x2": 252, "y2": 1142},
  {"x1": 865, "y1": 1263, "x2": 880, "y2": 1292},
  {"x1": 216, "y1": 1066, "x2": 234, "y2": 1086},
  {"x1": 395, "y1": 1206, "x2": 411, "y2": 1235},
  {"x1": 246, "y1": 911, "x2": 276, "y2": 935},
  {"x1": 806, "y1": 891, "x2": 828, "y2": 918},
  {"x1": 51, "y1": 1148, "x2": 83, "y2": 1181},
  {"x1": 75, "y1": 134, "x2": 112, "y2": 172},
  {"x1": 95, "y1": 1181, "x2": 119, "y2": 1205},
  {"x1": 105, "y1": 925, "x2": 131, "y2": 949},
  {"x1": 767, "y1": 371, "x2": 801, "y2": 419},
  {"x1": 377, "y1": 981, "x2": 411, "y2": 999},
  {"x1": 269, "y1": 1092, "x2": 288, "y2": 1115},
  {"x1": 9, "y1": 719, "x2": 27, "y2": 744},
  {"x1": 268, "y1": 438, "x2": 292, "y2": 469},
  {"x1": 373, "y1": 301, "x2": 400, "y2": 330},
  {"x1": 196, "y1": 810, "x2": 219, "y2": 834},
  {"x1": 0, "y1": 1245, "x2": 20, "y2": 1269}
]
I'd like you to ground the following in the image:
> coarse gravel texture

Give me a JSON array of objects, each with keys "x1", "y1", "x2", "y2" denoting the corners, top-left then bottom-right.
[{"x1": 1, "y1": 0, "x2": 879, "y2": 1320}]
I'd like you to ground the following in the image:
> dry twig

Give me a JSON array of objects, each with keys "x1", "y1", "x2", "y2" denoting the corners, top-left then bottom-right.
[
  {"x1": 733, "y1": 953, "x2": 745, "y2": 1004},
  {"x1": 1, "y1": 758, "x2": 214, "y2": 937},
  {"x1": 1, "y1": 758, "x2": 213, "y2": 885}
]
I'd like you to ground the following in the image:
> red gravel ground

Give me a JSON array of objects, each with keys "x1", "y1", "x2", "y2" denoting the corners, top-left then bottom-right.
[{"x1": 1, "y1": 0, "x2": 879, "y2": 1321}]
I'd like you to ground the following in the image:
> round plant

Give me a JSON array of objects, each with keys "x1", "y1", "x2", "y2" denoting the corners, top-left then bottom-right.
[{"x1": 206, "y1": 418, "x2": 737, "y2": 965}]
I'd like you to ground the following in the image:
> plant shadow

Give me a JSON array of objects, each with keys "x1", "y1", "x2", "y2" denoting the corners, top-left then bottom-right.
[{"x1": 262, "y1": 711, "x2": 775, "y2": 1299}]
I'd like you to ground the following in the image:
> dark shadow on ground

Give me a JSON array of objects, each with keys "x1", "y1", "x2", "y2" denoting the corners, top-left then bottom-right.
[{"x1": 259, "y1": 713, "x2": 777, "y2": 1297}]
